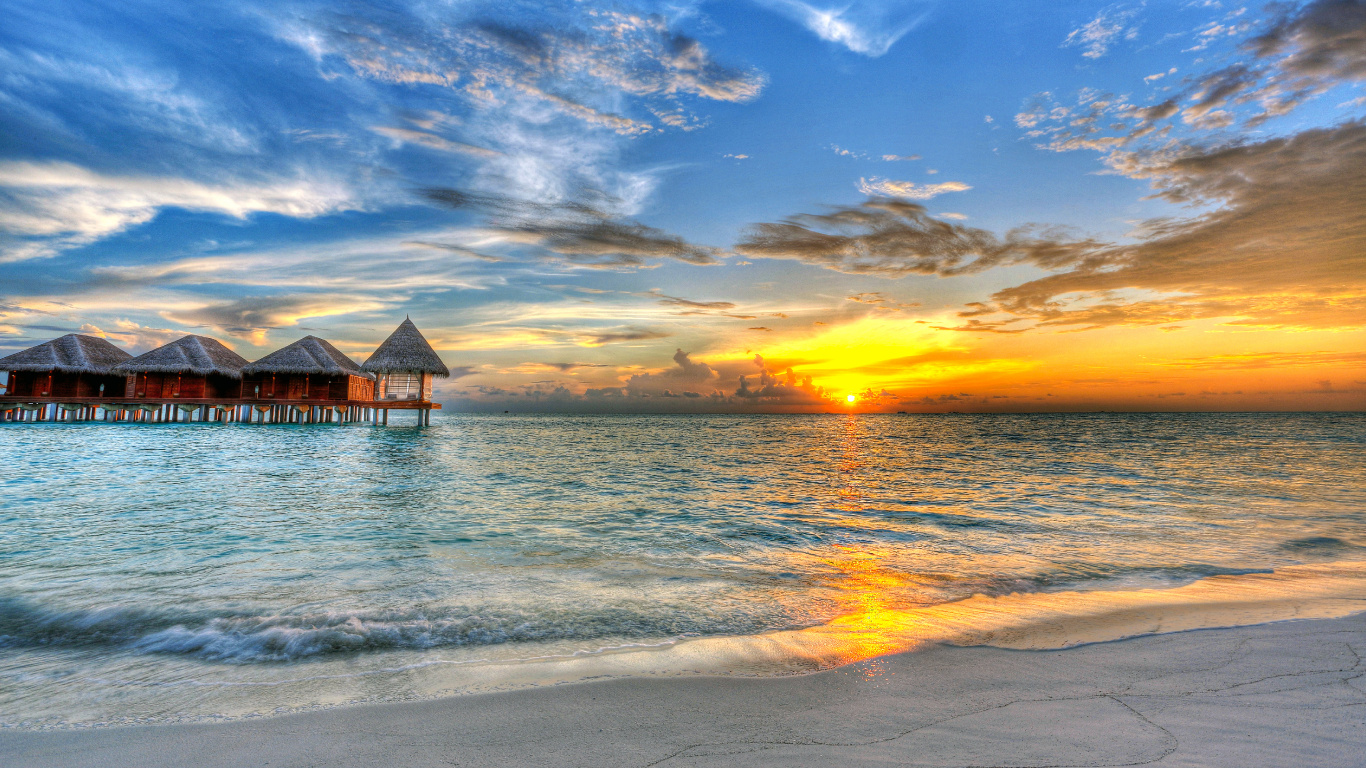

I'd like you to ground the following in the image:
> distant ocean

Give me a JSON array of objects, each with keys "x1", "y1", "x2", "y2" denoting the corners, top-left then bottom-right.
[{"x1": 2, "y1": 413, "x2": 1364, "y2": 728}]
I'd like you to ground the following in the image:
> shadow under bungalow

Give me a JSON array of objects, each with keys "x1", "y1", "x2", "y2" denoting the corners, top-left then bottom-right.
[{"x1": 0, "y1": 318, "x2": 450, "y2": 425}]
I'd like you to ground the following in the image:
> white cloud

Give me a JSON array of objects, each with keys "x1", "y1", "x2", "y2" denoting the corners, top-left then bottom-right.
[
  {"x1": 0, "y1": 46, "x2": 255, "y2": 154},
  {"x1": 751, "y1": 0, "x2": 935, "y2": 57},
  {"x1": 0, "y1": 161, "x2": 356, "y2": 261},
  {"x1": 369, "y1": 126, "x2": 500, "y2": 157},
  {"x1": 1063, "y1": 6, "x2": 1141, "y2": 59},
  {"x1": 80, "y1": 320, "x2": 188, "y2": 353},
  {"x1": 86, "y1": 228, "x2": 503, "y2": 293},
  {"x1": 856, "y1": 177, "x2": 971, "y2": 199}
]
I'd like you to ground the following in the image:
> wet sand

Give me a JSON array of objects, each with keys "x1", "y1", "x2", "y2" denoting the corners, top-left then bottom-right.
[{"x1": 4, "y1": 612, "x2": 1364, "y2": 768}]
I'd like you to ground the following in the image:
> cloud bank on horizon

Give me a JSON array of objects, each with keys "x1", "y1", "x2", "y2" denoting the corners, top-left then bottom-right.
[{"x1": 0, "y1": 0, "x2": 1363, "y2": 412}]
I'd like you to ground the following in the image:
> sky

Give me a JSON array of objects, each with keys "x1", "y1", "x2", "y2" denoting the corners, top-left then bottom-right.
[{"x1": 1, "y1": 0, "x2": 1363, "y2": 412}]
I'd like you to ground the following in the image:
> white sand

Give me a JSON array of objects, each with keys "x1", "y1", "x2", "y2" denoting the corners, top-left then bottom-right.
[{"x1": 4, "y1": 612, "x2": 1364, "y2": 767}]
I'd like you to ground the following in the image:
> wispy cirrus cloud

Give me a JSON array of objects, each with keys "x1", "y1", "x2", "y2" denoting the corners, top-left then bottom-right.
[
  {"x1": 1062, "y1": 5, "x2": 1141, "y2": 60},
  {"x1": 77, "y1": 320, "x2": 187, "y2": 354},
  {"x1": 369, "y1": 126, "x2": 500, "y2": 157},
  {"x1": 1022, "y1": 0, "x2": 1366, "y2": 153},
  {"x1": 2, "y1": 1, "x2": 767, "y2": 265},
  {"x1": 162, "y1": 294, "x2": 388, "y2": 343},
  {"x1": 576, "y1": 326, "x2": 671, "y2": 346},
  {"x1": 0, "y1": 161, "x2": 356, "y2": 262},
  {"x1": 278, "y1": 3, "x2": 764, "y2": 136},
  {"x1": 856, "y1": 177, "x2": 970, "y2": 199},
  {"x1": 1163, "y1": 350, "x2": 1366, "y2": 370},
  {"x1": 750, "y1": 0, "x2": 936, "y2": 56}
]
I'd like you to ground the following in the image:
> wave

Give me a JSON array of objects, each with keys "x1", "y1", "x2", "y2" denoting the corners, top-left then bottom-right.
[
  {"x1": 0, "y1": 598, "x2": 771, "y2": 663},
  {"x1": 1, "y1": 560, "x2": 1359, "y2": 665}
]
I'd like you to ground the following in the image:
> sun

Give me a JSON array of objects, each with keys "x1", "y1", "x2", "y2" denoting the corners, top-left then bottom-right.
[{"x1": 846, "y1": 394, "x2": 857, "y2": 404}]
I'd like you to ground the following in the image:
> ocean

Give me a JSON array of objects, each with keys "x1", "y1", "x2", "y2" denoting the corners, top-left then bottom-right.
[{"x1": 2, "y1": 412, "x2": 1364, "y2": 728}]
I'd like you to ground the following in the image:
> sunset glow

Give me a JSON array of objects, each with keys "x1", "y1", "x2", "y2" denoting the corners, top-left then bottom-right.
[{"x1": 0, "y1": 0, "x2": 1360, "y2": 412}]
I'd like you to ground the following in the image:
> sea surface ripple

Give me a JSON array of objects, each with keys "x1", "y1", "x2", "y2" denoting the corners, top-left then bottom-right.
[{"x1": 1, "y1": 412, "x2": 1363, "y2": 726}]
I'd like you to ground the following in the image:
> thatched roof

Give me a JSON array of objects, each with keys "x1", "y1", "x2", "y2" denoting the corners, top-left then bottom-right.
[
  {"x1": 242, "y1": 336, "x2": 374, "y2": 379},
  {"x1": 0, "y1": 334, "x2": 132, "y2": 374},
  {"x1": 361, "y1": 318, "x2": 450, "y2": 376},
  {"x1": 112, "y1": 335, "x2": 249, "y2": 378}
]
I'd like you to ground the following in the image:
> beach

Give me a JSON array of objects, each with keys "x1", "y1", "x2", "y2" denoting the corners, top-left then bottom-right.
[
  {"x1": 4, "y1": 0, "x2": 1365, "y2": 761},
  {"x1": 4, "y1": 613, "x2": 1363, "y2": 767}
]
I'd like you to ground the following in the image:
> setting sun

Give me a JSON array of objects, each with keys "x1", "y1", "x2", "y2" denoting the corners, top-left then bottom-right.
[{"x1": 846, "y1": 394, "x2": 856, "y2": 404}]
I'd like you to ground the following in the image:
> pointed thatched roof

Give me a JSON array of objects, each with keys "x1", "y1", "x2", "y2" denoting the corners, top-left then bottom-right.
[
  {"x1": 0, "y1": 334, "x2": 132, "y2": 374},
  {"x1": 112, "y1": 335, "x2": 249, "y2": 378},
  {"x1": 361, "y1": 317, "x2": 450, "y2": 377},
  {"x1": 242, "y1": 336, "x2": 374, "y2": 379}
]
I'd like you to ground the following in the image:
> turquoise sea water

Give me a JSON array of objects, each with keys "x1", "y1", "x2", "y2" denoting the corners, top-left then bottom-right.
[{"x1": 1, "y1": 412, "x2": 1364, "y2": 726}]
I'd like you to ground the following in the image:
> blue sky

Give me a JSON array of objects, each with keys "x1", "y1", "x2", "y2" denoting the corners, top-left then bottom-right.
[{"x1": 2, "y1": 0, "x2": 1364, "y2": 411}]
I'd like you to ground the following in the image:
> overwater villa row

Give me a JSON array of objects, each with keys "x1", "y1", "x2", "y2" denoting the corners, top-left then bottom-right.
[{"x1": 0, "y1": 318, "x2": 449, "y2": 425}]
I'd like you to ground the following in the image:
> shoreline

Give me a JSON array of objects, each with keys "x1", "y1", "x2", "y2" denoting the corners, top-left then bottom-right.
[
  {"x1": 3, "y1": 611, "x2": 1363, "y2": 767},
  {"x1": 4, "y1": 560, "x2": 1366, "y2": 731}
]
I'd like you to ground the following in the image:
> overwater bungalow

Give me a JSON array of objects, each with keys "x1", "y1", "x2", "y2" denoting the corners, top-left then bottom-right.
[
  {"x1": 112, "y1": 335, "x2": 249, "y2": 399},
  {"x1": 362, "y1": 317, "x2": 450, "y2": 402},
  {"x1": 241, "y1": 336, "x2": 375, "y2": 402},
  {"x1": 0, "y1": 334, "x2": 132, "y2": 400}
]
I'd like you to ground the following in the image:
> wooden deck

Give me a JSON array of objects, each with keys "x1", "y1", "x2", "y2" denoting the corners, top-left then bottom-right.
[
  {"x1": 0, "y1": 396, "x2": 441, "y2": 425},
  {"x1": 0, "y1": 396, "x2": 440, "y2": 408}
]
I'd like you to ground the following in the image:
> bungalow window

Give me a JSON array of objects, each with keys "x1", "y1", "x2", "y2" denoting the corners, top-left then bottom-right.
[{"x1": 386, "y1": 373, "x2": 420, "y2": 400}]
